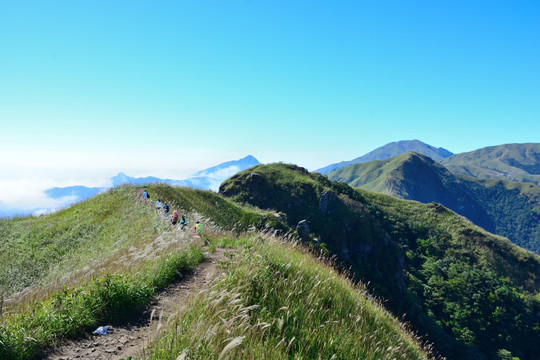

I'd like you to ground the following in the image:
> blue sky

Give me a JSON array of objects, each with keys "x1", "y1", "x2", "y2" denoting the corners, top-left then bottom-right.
[{"x1": 1, "y1": 1, "x2": 539, "y2": 210}]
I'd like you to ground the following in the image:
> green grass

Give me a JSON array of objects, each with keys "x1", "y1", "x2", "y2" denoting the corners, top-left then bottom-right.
[
  {"x1": 4, "y1": 175, "x2": 537, "y2": 359},
  {"x1": 0, "y1": 186, "x2": 169, "y2": 298},
  {"x1": 327, "y1": 152, "x2": 417, "y2": 193},
  {"x1": 147, "y1": 184, "x2": 286, "y2": 233},
  {"x1": 213, "y1": 235, "x2": 254, "y2": 249},
  {"x1": 0, "y1": 246, "x2": 204, "y2": 360},
  {"x1": 144, "y1": 235, "x2": 431, "y2": 360},
  {"x1": 0, "y1": 183, "x2": 289, "y2": 359}
]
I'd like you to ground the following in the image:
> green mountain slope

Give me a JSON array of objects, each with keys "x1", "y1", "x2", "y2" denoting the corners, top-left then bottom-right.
[
  {"x1": 326, "y1": 152, "x2": 540, "y2": 254},
  {"x1": 0, "y1": 185, "x2": 280, "y2": 300},
  {"x1": 220, "y1": 163, "x2": 540, "y2": 360},
  {"x1": 316, "y1": 139, "x2": 453, "y2": 174},
  {"x1": 441, "y1": 143, "x2": 540, "y2": 185},
  {"x1": 0, "y1": 186, "x2": 169, "y2": 298},
  {"x1": 145, "y1": 235, "x2": 431, "y2": 360},
  {"x1": 0, "y1": 184, "x2": 430, "y2": 360}
]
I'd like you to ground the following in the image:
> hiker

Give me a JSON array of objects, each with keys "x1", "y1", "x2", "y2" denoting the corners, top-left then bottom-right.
[
  {"x1": 194, "y1": 221, "x2": 203, "y2": 238},
  {"x1": 143, "y1": 189, "x2": 149, "y2": 199},
  {"x1": 170, "y1": 210, "x2": 179, "y2": 225},
  {"x1": 180, "y1": 215, "x2": 188, "y2": 230},
  {"x1": 163, "y1": 202, "x2": 170, "y2": 217},
  {"x1": 155, "y1": 199, "x2": 162, "y2": 210}
]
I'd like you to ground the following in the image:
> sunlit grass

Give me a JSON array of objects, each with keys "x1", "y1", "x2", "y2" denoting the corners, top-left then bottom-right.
[
  {"x1": 0, "y1": 246, "x2": 204, "y2": 360},
  {"x1": 0, "y1": 186, "x2": 170, "y2": 302},
  {"x1": 144, "y1": 234, "x2": 433, "y2": 360}
]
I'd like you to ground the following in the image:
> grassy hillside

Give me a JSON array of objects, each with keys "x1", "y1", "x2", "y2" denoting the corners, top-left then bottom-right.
[
  {"x1": 144, "y1": 234, "x2": 432, "y2": 360},
  {"x1": 1, "y1": 183, "x2": 433, "y2": 360},
  {"x1": 0, "y1": 185, "x2": 284, "y2": 359},
  {"x1": 441, "y1": 143, "x2": 540, "y2": 185},
  {"x1": 327, "y1": 152, "x2": 540, "y2": 254},
  {"x1": 0, "y1": 185, "x2": 209, "y2": 359},
  {"x1": 325, "y1": 153, "x2": 406, "y2": 193},
  {"x1": 0, "y1": 186, "x2": 169, "y2": 299},
  {"x1": 220, "y1": 163, "x2": 540, "y2": 360},
  {"x1": 0, "y1": 184, "x2": 284, "y2": 303},
  {"x1": 147, "y1": 183, "x2": 285, "y2": 233}
]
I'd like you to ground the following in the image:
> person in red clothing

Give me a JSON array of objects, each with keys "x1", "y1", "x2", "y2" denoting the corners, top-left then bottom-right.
[{"x1": 170, "y1": 210, "x2": 179, "y2": 225}]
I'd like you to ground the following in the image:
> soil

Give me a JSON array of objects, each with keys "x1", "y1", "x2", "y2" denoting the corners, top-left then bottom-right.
[{"x1": 40, "y1": 249, "x2": 226, "y2": 360}]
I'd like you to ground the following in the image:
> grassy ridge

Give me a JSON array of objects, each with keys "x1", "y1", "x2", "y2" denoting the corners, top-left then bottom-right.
[
  {"x1": 145, "y1": 235, "x2": 431, "y2": 360},
  {"x1": 440, "y1": 143, "x2": 540, "y2": 185},
  {"x1": 0, "y1": 185, "x2": 284, "y2": 302},
  {"x1": 0, "y1": 186, "x2": 169, "y2": 298},
  {"x1": 327, "y1": 152, "x2": 415, "y2": 193},
  {"x1": 147, "y1": 183, "x2": 286, "y2": 233},
  {"x1": 0, "y1": 184, "x2": 286, "y2": 359}
]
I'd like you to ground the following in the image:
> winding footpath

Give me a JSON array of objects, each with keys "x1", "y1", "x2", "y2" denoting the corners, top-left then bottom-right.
[{"x1": 40, "y1": 249, "x2": 226, "y2": 360}]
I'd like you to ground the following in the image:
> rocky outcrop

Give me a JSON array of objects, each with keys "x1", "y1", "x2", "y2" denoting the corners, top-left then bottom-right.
[
  {"x1": 319, "y1": 190, "x2": 339, "y2": 215},
  {"x1": 296, "y1": 220, "x2": 310, "y2": 242}
]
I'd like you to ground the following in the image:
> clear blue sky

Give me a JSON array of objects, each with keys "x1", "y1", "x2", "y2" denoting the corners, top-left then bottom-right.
[{"x1": 1, "y1": 0, "x2": 539, "y2": 189}]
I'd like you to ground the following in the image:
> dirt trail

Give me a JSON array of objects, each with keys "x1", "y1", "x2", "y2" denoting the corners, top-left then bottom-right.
[{"x1": 41, "y1": 249, "x2": 226, "y2": 360}]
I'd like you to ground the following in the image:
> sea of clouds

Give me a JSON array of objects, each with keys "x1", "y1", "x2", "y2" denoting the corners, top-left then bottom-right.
[{"x1": 0, "y1": 177, "x2": 108, "y2": 218}]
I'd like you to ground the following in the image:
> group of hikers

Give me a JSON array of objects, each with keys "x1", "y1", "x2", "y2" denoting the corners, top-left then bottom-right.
[{"x1": 142, "y1": 189, "x2": 203, "y2": 238}]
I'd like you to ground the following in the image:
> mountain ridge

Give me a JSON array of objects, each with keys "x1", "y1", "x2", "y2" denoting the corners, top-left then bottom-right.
[
  {"x1": 441, "y1": 143, "x2": 540, "y2": 185},
  {"x1": 219, "y1": 162, "x2": 540, "y2": 359},
  {"x1": 316, "y1": 139, "x2": 453, "y2": 174},
  {"x1": 327, "y1": 151, "x2": 540, "y2": 254}
]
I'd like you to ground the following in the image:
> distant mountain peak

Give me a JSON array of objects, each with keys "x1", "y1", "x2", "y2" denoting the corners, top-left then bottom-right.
[
  {"x1": 316, "y1": 140, "x2": 453, "y2": 174},
  {"x1": 241, "y1": 155, "x2": 258, "y2": 161},
  {"x1": 111, "y1": 172, "x2": 132, "y2": 186},
  {"x1": 192, "y1": 155, "x2": 260, "y2": 179}
]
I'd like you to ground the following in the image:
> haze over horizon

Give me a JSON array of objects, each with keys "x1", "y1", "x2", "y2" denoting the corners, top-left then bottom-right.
[{"x1": 1, "y1": 1, "x2": 539, "y2": 213}]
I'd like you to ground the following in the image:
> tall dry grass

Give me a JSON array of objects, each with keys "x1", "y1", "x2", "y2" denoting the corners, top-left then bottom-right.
[{"x1": 144, "y1": 233, "x2": 434, "y2": 360}]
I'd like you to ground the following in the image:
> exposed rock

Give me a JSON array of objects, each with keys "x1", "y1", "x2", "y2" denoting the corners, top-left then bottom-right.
[
  {"x1": 319, "y1": 190, "x2": 339, "y2": 215},
  {"x1": 296, "y1": 220, "x2": 310, "y2": 242}
]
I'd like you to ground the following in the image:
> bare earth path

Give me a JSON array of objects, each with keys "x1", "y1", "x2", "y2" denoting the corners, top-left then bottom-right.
[{"x1": 41, "y1": 249, "x2": 226, "y2": 360}]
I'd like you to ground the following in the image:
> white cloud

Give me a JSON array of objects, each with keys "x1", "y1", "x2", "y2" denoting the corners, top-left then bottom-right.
[
  {"x1": 0, "y1": 178, "x2": 81, "y2": 217},
  {"x1": 196, "y1": 165, "x2": 240, "y2": 179}
]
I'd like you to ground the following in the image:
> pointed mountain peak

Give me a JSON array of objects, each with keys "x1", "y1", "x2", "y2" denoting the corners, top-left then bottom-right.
[
  {"x1": 111, "y1": 172, "x2": 132, "y2": 186},
  {"x1": 241, "y1": 155, "x2": 259, "y2": 162}
]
